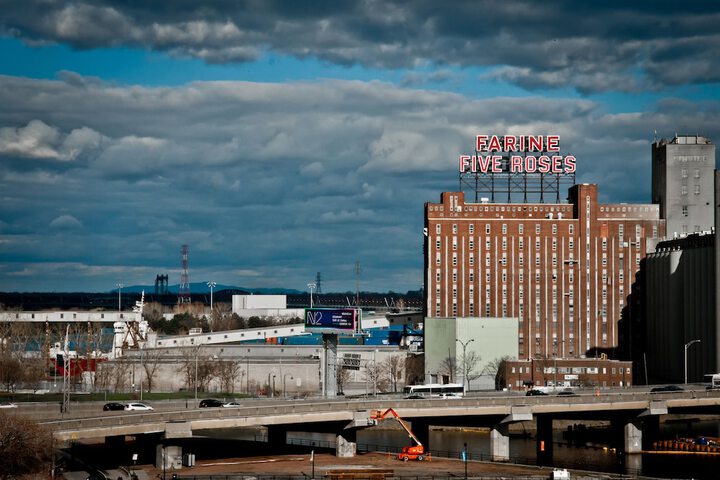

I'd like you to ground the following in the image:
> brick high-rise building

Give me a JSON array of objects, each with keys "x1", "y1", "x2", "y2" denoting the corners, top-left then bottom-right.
[{"x1": 424, "y1": 184, "x2": 665, "y2": 361}]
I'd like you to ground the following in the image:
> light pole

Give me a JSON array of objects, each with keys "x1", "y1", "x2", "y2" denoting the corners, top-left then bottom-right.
[
  {"x1": 194, "y1": 348, "x2": 199, "y2": 403},
  {"x1": 307, "y1": 282, "x2": 316, "y2": 308},
  {"x1": 272, "y1": 374, "x2": 277, "y2": 398},
  {"x1": 456, "y1": 338, "x2": 475, "y2": 392},
  {"x1": 283, "y1": 374, "x2": 293, "y2": 398},
  {"x1": 116, "y1": 283, "x2": 124, "y2": 312},
  {"x1": 684, "y1": 339, "x2": 701, "y2": 384},
  {"x1": 207, "y1": 281, "x2": 216, "y2": 313}
]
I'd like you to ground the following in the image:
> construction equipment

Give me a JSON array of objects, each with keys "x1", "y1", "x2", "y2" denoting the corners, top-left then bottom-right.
[{"x1": 371, "y1": 408, "x2": 426, "y2": 461}]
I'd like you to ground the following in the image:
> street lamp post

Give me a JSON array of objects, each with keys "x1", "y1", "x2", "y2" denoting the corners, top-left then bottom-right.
[
  {"x1": 194, "y1": 348, "x2": 199, "y2": 403},
  {"x1": 207, "y1": 281, "x2": 216, "y2": 312},
  {"x1": 684, "y1": 339, "x2": 701, "y2": 384},
  {"x1": 456, "y1": 338, "x2": 475, "y2": 392},
  {"x1": 116, "y1": 283, "x2": 124, "y2": 312},
  {"x1": 307, "y1": 283, "x2": 316, "y2": 308},
  {"x1": 283, "y1": 374, "x2": 293, "y2": 398}
]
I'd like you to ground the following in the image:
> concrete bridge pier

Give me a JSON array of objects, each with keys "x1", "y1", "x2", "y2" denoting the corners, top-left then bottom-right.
[
  {"x1": 535, "y1": 415, "x2": 554, "y2": 466},
  {"x1": 490, "y1": 424, "x2": 510, "y2": 461},
  {"x1": 492, "y1": 406, "x2": 532, "y2": 461},
  {"x1": 336, "y1": 429, "x2": 357, "y2": 457}
]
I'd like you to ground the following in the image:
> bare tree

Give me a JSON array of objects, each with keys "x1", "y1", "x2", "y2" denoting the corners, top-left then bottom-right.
[
  {"x1": 0, "y1": 412, "x2": 54, "y2": 478},
  {"x1": 336, "y1": 365, "x2": 351, "y2": 395},
  {"x1": 363, "y1": 360, "x2": 388, "y2": 394},
  {"x1": 96, "y1": 356, "x2": 131, "y2": 393},
  {"x1": 382, "y1": 354, "x2": 405, "y2": 393},
  {"x1": 483, "y1": 355, "x2": 512, "y2": 390},
  {"x1": 141, "y1": 349, "x2": 164, "y2": 393},
  {"x1": 458, "y1": 350, "x2": 482, "y2": 391},
  {"x1": 178, "y1": 347, "x2": 217, "y2": 393},
  {"x1": 437, "y1": 355, "x2": 457, "y2": 384},
  {"x1": 215, "y1": 359, "x2": 242, "y2": 393}
]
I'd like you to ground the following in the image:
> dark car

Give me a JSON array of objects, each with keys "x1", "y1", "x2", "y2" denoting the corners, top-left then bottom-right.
[
  {"x1": 526, "y1": 389, "x2": 548, "y2": 396},
  {"x1": 103, "y1": 402, "x2": 126, "y2": 411},
  {"x1": 650, "y1": 385, "x2": 684, "y2": 393},
  {"x1": 557, "y1": 390, "x2": 577, "y2": 396},
  {"x1": 199, "y1": 398, "x2": 224, "y2": 408}
]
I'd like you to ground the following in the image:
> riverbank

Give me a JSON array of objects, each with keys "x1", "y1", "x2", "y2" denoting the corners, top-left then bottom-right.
[{"x1": 136, "y1": 452, "x2": 557, "y2": 478}]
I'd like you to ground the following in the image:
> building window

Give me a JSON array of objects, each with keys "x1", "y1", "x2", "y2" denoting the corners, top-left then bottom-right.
[
  {"x1": 552, "y1": 224, "x2": 557, "y2": 234},
  {"x1": 501, "y1": 256, "x2": 507, "y2": 266},
  {"x1": 502, "y1": 224, "x2": 508, "y2": 234},
  {"x1": 452, "y1": 271, "x2": 457, "y2": 282},
  {"x1": 635, "y1": 224, "x2": 641, "y2": 238},
  {"x1": 435, "y1": 224, "x2": 441, "y2": 234},
  {"x1": 436, "y1": 253, "x2": 441, "y2": 266},
  {"x1": 469, "y1": 239, "x2": 474, "y2": 250},
  {"x1": 436, "y1": 239, "x2": 441, "y2": 250},
  {"x1": 652, "y1": 225, "x2": 658, "y2": 238},
  {"x1": 535, "y1": 238, "x2": 541, "y2": 251},
  {"x1": 469, "y1": 271, "x2": 474, "y2": 282},
  {"x1": 569, "y1": 224, "x2": 574, "y2": 235},
  {"x1": 519, "y1": 254, "x2": 524, "y2": 267},
  {"x1": 519, "y1": 238, "x2": 524, "y2": 249},
  {"x1": 681, "y1": 185, "x2": 688, "y2": 195},
  {"x1": 436, "y1": 271, "x2": 441, "y2": 282},
  {"x1": 469, "y1": 254, "x2": 474, "y2": 266},
  {"x1": 485, "y1": 303, "x2": 491, "y2": 316},
  {"x1": 502, "y1": 237, "x2": 507, "y2": 250},
  {"x1": 681, "y1": 168, "x2": 688, "y2": 178},
  {"x1": 618, "y1": 224, "x2": 624, "y2": 241},
  {"x1": 602, "y1": 238, "x2": 607, "y2": 250},
  {"x1": 695, "y1": 184, "x2": 701, "y2": 195},
  {"x1": 536, "y1": 224, "x2": 540, "y2": 234},
  {"x1": 452, "y1": 238, "x2": 457, "y2": 250},
  {"x1": 453, "y1": 224, "x2": 457, "y2": 234},
  {"x1": 502, "y1": 271, "x2": 507, "y2": 282},
  {"x1": 569, "y1": 238, "x2": 574, "y2": 249},
  {"x1": 519, "y1": 224, "x2": 524, "y2": 234},
  {"x1": 485, "y1": 224, "x2": 491, "y2": 234},
  {"x1": 486, "y1": 271, "x2": 491, "y2": 283},
  {"x1": 682, "y1": 205, "x2": 688, "y2": 217},
  {"x1": 519, "y1": 271, "x2": 524, "y2": 282},
  {"x1": 486, "y1": 238, "x2": 491, "y2": 249},
  {"x1": 552, "y1": 238, "x2": 557, "y2": 251},
  {"x1": 485, "y1": 254, "x2": 490, "y2": 266},
  {"x1": 535, "y1": 255, "x2": 540, "y2": 266},
  {"x1": 453, "y1": 255, "x2": 457, "y2": 266},
  {"x1": 469, "y1": 224, "x2": 474, "y2": 234}
]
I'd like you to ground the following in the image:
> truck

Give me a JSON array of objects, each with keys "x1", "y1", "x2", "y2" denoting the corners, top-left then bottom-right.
[{"x1": 371, "y1": 408, "x2": 426, "y2": 461}]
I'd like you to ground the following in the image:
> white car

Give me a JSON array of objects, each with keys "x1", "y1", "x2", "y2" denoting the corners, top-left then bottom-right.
[
  {"x1": 222, "y1": 402, "x2": 242, "y2": 407},
  {"x1": 124, "y1": 402, "x2": 153, "y2": 411},
  {"x1": 0, "y1": 402, "x2": 17, "y2": 408}
]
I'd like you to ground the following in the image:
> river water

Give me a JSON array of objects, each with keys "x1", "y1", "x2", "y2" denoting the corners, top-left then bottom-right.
[{"x1": 205, "y1": 418, "x2": 720, "y2": 479}]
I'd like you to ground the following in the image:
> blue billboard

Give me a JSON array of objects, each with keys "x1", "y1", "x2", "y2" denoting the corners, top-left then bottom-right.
[{"x1": 304, "y1": 308, "x2": 358, "y2": 333}]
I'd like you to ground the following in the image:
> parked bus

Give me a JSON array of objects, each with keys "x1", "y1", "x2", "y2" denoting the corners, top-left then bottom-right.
[{"x1": 403, "y1": 383, "x2": 465, "y2": 398}]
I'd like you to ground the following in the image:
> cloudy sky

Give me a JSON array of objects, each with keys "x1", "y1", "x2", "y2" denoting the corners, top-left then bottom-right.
[{"x1": 1, "y1": 1, "x2": 719, "y2": 293}]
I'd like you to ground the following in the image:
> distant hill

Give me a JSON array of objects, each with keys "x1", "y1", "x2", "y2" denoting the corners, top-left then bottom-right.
[{"x1": 120, "y1": 282, "x2": 304, "y2": 295}]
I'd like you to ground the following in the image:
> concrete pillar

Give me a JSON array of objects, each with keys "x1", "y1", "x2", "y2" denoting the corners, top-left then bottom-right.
[
  {"x1": 267, "y1": 425, "x2": 287, "y2": 450},
  {"x1": 490, "y1": 424, "x2": 510, "y2": 461},
  {"x1": 624, "y1": 421, "x2": 642, "y2": 453},
  {"x1": 336, "y1": 429, "x2": 357, "y2": 458},
  {"x1": 322, "y1": 334, "x2": 338, "y2": 397},
  {"x1": 155, "y1": 445, "x2": 182, "y2": 471},
  {"x1": 625, "y1": 451, "x2": 642, "y2": 475},
  {"x1": 535, "y1": 415, "x2": 553, "y2": 466}
]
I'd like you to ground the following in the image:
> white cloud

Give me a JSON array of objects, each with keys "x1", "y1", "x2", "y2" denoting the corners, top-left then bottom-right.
[
  {"x1": 49, "y1": 214, "x2": 82, "y2": 229},
  {"x1": 0, "y1": 74, "x2": 718, "y2": 292},
  {"x1": 0, "y1": 120, "x2": 105, "y2": 161}
]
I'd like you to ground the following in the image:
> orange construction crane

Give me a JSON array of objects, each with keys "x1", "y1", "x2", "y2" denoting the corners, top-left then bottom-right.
[{"x1": 371, "y1": 408, "x2": 426, "y2": 461}]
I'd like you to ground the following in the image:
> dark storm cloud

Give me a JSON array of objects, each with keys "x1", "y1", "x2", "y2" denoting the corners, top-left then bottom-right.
[
  {"x1": 1, "y1": 74, "x2": 719, "y2": 291},
  {"x1": 2, "y1": 1, "x2": 719, "y2": 92}
]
